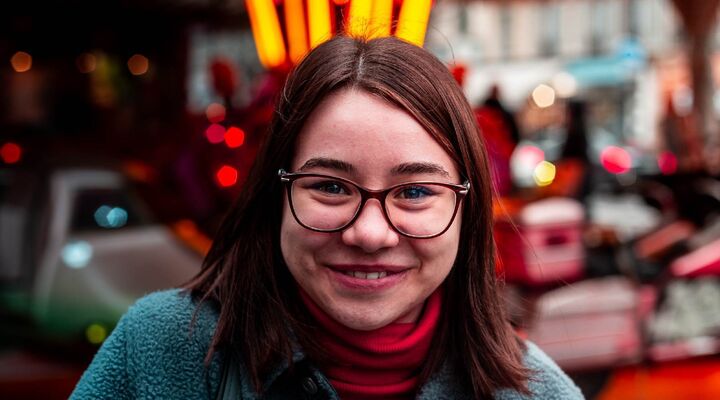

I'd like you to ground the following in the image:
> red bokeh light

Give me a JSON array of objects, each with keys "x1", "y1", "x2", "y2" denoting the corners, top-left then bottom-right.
[
  {"x1": 600, "y1": 146, "x2": 632, "y2": 174},
  {"x1": 205, "y1": 124, "x2": 226, "y2": 144},
  {"x1": 657, "y1": 151, "x2": 678, "y2": 175},
  {"x1": 1, "y1": 142, "x2": 22, "y2": 164},
  {"x1": 127, "y1": 54, "x2": 149, "y2": 76},
  {"x1": 205, "y1": 103, "x2": 226, "y2": 123},
  {"x1": 224, "y1": 126, "x2": 245, "y2": 148},
  {"x1": 216, "y1": 165, "x2": 238, "y2": 187},
  {"x1": 11, "y1": 51, "x2": 32, "y2": 73}
]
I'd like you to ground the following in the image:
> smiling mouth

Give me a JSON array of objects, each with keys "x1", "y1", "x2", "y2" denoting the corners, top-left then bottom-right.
[{"x1": 339, "y1": 271, "x2": 391, "y2": 280}]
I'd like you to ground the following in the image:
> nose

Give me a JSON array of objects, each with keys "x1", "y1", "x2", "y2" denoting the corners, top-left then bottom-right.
[{"x1": 341, "y1": 199, "x2": 400, "y2": 253}]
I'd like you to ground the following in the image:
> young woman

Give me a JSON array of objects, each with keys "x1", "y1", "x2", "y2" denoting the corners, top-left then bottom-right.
[{"x1": 72, "y1": 36, "x2": 583, "y2": 399}]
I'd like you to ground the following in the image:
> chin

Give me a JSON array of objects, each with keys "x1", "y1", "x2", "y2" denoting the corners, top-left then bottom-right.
[
  {"x1": 338, "y1": 315, "x2": 393, "y2": 331},
  {"x1": 330, "y1": 305, "x2": 398, "y2": 331}
]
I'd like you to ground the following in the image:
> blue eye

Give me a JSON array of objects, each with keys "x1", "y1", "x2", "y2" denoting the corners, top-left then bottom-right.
[
  {"x1": 399, "y1": 185, "x2": 433, "y2": 200},
  {"x1": 311, "y1": 181, "x2": 348, "y2": 195}
]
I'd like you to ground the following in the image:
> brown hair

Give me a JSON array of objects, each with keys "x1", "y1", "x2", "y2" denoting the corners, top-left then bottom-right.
[{"x1": 186, "y1": 35, "x2": 529, "y2": 397}]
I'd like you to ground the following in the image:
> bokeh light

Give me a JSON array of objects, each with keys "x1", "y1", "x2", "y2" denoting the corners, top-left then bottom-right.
[
  {"x1": 510, "y1": 144, "x2": 546, "y2": 187},
  {"x1": 10, "y1": 51, "x2": 32, "y2": 72},
  {"x1": 224, "y1": 126, "x2": 245, "y2": 148},
  {"x1": 1, "y1": 142, "x2": 22, "y2": 164},
  {"x1": 532, "y1": 84, "x2": 556, "y2": 108},
  {"x1": 127, "y1": 54, "x2": 149, "y2": 75},
  {"x1": 86, "y1": 323, "x2": 108, "y2": 345},
  {"x1": 94, "y1": 205, "x2": 129, "y2": 229},
  {"x1": 76, "y1": 53, "x2": 97, "y2": 73},
  {"x1": 552, "y1": 72, "x2": 578, "y2": 98},
  {"x1": 205, "y1": 103, "x2": 226, "y2": 123},
  {"x1": 601, "y1": 146, "x2": 632, "y2": 174},
  {"x1": 658, "y1": 151, "x2": 678, "y2": 175},
  {"x1": 216, "y1": 165, "x2": 239, "y2": 187},
  {"x1": 205, "y1": 124, "x2": 226, "y2": 144},
  {"x1": 62, "y1": 241, "x2": 93, "y2": 269},
  {"x1": 533, "y1": 161, "x2": 557, "y2": 186}
]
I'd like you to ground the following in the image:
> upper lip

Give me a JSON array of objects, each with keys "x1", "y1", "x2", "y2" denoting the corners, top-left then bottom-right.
[{"x1": 326, "y1": 264, "x2": 411, "y2": 273}]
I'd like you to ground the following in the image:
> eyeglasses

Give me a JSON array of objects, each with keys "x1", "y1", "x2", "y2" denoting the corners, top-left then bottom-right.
[{"x1": 278, "y1": 169, "x2": 470, "y2": 239}]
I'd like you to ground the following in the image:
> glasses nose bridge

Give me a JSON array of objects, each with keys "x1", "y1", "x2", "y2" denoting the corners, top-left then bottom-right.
[{"x1": 355, "y1": 185, "x2": 392, "y2": 219}]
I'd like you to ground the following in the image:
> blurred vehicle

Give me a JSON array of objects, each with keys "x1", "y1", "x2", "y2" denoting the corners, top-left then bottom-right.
[{"x1": 0, "y1": 165, "x2": 202, "y2": 343}]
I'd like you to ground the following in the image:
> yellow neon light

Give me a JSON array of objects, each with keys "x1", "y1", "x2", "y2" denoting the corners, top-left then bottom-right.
[
  {"x1": 285, "y1": 0, "x2": 309, "y2": 63},
  {"x1": 369, "y1": 0, "x2": 393, "y2": 38},
  {"x1": 246, "y1": 0, "x2": 287, "y2": 68},
  {"x1": 308, "y1": 0, "x2": 334, "y2": 49},
  {"x1": 347, "y1": 0, "x2": 373, "y2": 38},
  {"x1": 396, "y1": 0, "x2": 432, "y2": 47}
]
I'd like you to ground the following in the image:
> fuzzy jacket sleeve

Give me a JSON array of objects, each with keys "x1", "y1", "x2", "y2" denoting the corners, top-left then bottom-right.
[{"x1": 70, "y1": 289, "x2": 223, "y2": 399}]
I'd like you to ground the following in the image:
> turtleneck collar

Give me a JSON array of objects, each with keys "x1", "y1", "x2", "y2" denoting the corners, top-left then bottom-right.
[{"x1": 299, "y1": 288, "x2": 442, "y2": 400}]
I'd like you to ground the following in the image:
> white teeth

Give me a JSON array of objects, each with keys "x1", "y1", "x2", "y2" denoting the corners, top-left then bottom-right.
[{"x1": 342, "y1": 271, "x2": 389, "y2": 280}]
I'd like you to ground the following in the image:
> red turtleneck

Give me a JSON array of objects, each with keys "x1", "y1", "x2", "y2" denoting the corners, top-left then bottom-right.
[{"x1": 299, "y1": 289, "x2": 442, "y2": 400}]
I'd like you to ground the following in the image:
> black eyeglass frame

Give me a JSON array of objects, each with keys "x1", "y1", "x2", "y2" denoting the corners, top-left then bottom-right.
[{"x1": 278, "y1": 168, "x2": 470, "y2": 239}]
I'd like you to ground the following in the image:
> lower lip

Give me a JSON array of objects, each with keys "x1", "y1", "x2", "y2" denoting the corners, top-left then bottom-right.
[{"x1": 328, "y1": 268, "x2": 409, "y2": 291}]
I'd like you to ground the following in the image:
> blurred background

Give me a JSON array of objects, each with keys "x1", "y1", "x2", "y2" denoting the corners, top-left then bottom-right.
[{"x1": 1, "y1": 0, "x2": 720, "y2": 398}]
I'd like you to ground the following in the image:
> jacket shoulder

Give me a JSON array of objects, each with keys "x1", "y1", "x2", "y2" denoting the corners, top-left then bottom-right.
[
  {"x1": 125, "y1": 289, "x2": 219, "y2": 336},
  {"x1": 496, "y1": 341, "x2": 585, "y2": 400},
  {"x1": 71, "y1": 289, "x2": 223, "y2": 399},
  {"x1": 122, "y1": 289, "x2": 221, "y2": 373}
]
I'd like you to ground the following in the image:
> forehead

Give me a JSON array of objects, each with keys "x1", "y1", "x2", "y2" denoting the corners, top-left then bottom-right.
[{"x1": 291, "y1": 89, "x2": 459, "y2": 180}]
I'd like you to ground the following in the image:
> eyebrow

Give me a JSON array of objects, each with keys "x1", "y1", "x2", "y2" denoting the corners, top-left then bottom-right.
[
  {"x1": 298, "y1": 157, "x2": 355, "y2": 173},
  {"x1": 391, "y1": 162, "x2": 451, "y2": 178},
  {"x1": 297, "y1": 158, "x2": 451, "y2": 178}
]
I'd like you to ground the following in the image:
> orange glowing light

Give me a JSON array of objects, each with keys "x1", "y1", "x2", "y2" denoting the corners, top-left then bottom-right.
[
  {"x1": 76, "y1": 53, "x2": 97, "y2": 74},
  {"x1": 369, "y1": 0, "x2": 394, "y2": 38},
  {"x1": 396, "y1": 0, "x2": 432, "y2": 47},
  {"x1": 205, "y1": 124, "x2": 226, "y2": 144},
  {"x1": 658, "y1": 151, "x2": 678, "y2": 175},
  {"x1": 347, "y1": 0, "x2": 373, "y2": 38},
  {"x1": 246, "y1": 0, "x2": 287, "y2": 68},
  {"x1": 127, "y1": 54, "x2": 149, "y2": 76},
  {"x1": 217, "y1": 165, "x2": 239, "y2": 187},
  {"x1": 122, "y1": 160, "x2": 157, "y2": 183},
  {"x1": 308, "y1": 0, "x2": 334, "y2": 49},
  {"x1": 224, "y1": 126, "x2": 246, "y2": 148},
  {"x1": 11, "y1": 51, "x2": 32, "y2": 73},
  {"x1": 172, "y1": 219, "x2": 212, "y2": 256},
  {"x1": 333, "y1": 0, "x2": 350, "y2": 4},
  {"x1": 1, "y1": 142, "x2": 22, "y2": 164},
  {"x1": 205, "y1": 103, "x2": 226, "y2": 123},
  {"x1": 600, "y1": 146, "x2": 632, "y2": 174},
  {"x1": 284, "y1": 0, "x2": 309, "y2": 63}
]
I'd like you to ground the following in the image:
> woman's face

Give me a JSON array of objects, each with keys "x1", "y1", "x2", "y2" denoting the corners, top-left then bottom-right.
[{"x1": 281, "y1": 89, "x2": 463, "y2": 331}]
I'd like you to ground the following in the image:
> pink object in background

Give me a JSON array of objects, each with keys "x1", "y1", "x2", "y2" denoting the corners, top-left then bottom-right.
[
  {"x1": 495, "y1": 197, "x2": 585, "y2": 286},
  {"x1": 670, "y1": 237, "x2": 720, "y2": 277},
  {"x1": 528, "y1": 277, "x2": 645, "y2": 371}
]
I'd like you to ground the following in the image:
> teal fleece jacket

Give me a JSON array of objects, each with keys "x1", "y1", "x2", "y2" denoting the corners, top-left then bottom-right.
[{"x1": 71, "y1": 289, "x2": 584, "y2": 399}]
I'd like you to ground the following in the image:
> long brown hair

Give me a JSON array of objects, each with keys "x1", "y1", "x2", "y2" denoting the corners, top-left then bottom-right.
[{"x1": 186, "y1": 35, "x2": 529, "y2": 397}]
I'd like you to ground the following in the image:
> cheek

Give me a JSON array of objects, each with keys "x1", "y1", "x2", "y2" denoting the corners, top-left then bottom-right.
[
  {"x1": 280, "y1": 202, "x2": 332, "y2": 270},
  {"x1": 413, "y1": 221, "x2": 461, "y2": 277}
]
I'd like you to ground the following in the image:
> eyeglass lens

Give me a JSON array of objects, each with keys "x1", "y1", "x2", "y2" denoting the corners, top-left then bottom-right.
[{"x1": 289, "y1": 176, "x2": 457, "y2": 237}]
